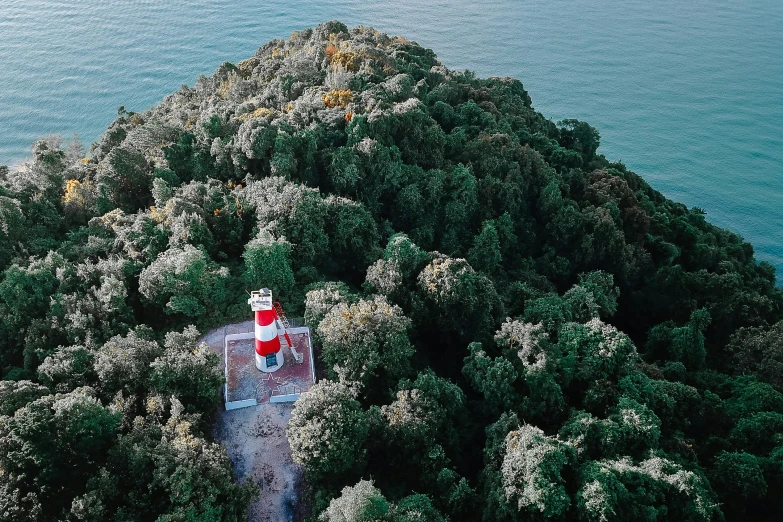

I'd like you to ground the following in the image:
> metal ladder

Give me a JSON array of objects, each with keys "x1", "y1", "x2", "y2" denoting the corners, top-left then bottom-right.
[
  {"x1": 274, "y1": 302, "x2": 303, "y2": 364},
  {"x1": 273, "y1": 302, "x2": 291, "y2": 329}
]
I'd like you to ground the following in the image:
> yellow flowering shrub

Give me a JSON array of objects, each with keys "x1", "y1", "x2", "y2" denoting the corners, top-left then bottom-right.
[
  {"x1": 331, "y1": 50, "x2": 363, "y2": 72},
  {"x1": 322, "y1": 89, "x2": 353, "y2": 109},
  {"x1": 235, "y1": 107, "x2": 275, "y2": 122}
]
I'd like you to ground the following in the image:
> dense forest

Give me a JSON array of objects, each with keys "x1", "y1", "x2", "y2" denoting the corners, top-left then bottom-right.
[{"x1": 1, "y1": 21, "x2": 782, "y2": 522}]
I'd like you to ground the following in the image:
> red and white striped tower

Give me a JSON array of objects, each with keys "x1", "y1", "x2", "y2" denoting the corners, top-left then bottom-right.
[{"x1": 248, "y1": 288, "x2": 284, "y2": 372}]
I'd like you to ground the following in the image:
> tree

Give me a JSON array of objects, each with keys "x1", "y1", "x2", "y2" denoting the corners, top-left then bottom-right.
[
  {"x1": 563, "y1": 270, "x2": 619, "y2": 322},
  {"x1": 617, "y1": 372, "x2": 702, "y2": 433},
  {"x1": 523, "y1": 296, "x2": 573, "y2": 334},
  {"x1": 557, "y1": 120, "x2": 600, "y2": 166},
  {"x1": 727, "y1": 320, "x2": 783, "y2": 392},
  {"x1": 287, "y1": 380, "x2": 369, "y2": 482},
  {"x1": 89, "y1": 209, "x2": 169, "y2": 265},
  {"x1": 729, "y1": 412, "x2": 783, "y2": 454},
  {"x1": 319, "y1": 480, "x2": 447, "y2": 522},
  {"x1": 167, "y1": 210, "x2": 215, "y2": 252},
  {"x1": 365, "y1": 257, "x2": 403, "y2": 297},
  {"x1": 149, "y1": 326, "x2": 223, "y2": 416},
  {"x1": 577, "y1": 455, "x2": 716, "y2": 522},
  {"x1": 416, "y1": 253, "x2": 499, "y2": 339},
  {"x1": 603, "y1": 397, "x2": 661, "y2": 457},
  {"x1": 724, "y1": 377, "x2": 783, "y2": 418},
  {"x1": 49, "y1": 273, "x2": 133, "y2": 346},
  {"x1": 0, "y1": 252, "x2": 65, "y2": 370},
  {"x1": 319, "y1": 480, "x2": 390, "y2": 522},
  {"x1": 710, "y1": 451, "x2": 767, "y2": 510},
  {"x1": 365, "y1": 234, "x2": 431, "y2": 305},
  {"x1": 417, "y1": 255, "x2": 473, "y2": 307},
  {"x1": 468, "y1": 320, "x2": 567, "y2": 424},
  {"x1": 0, "y1": 387, "x2": 120, "y2": 520},
  {"x1": 151, "y1": 177, "x2": 174, "y2": 207},
  {"x1": 382, "y1": 234, "x2": 431, "y2": 280},
  {"x1": 304, "y1": 281, "x2": 354, "y2": 328},
  {"x1": 325, "y1": 196, "x2": 380, "y2": 274},
  {"x1": 463, "y1": 342, "x2": 520, "y2": 414},
  {"x1": 495, "y1": 320, "x2": 552, "y2": 375},
  {"x1": 317, "y1": 296, "x2": 414, "y2": 389},
  {"x1": 130, "y1": 407, "x2": 253, "y2": 521},
  {"x1": 37, "y1": 345, "x2": 96, "y2": 393},
  {"x1": 0, "y1": 195, "x2": 24, "y2": 269},
  {"x1": 672, "y1": 309, "x2": 711, "y2": 370},
  {"x1": 243, "y1": 228, "x2": 295, "y2": 295},
  {"x1": 390, "y1": 494, "x2": 448, "y2": 522},
  {"x1": 558, "y1": 319, "x2": 638, "y2": 392},
  {"x1": 70, "y1": 398, "x2": 254, "y2": 522},
  {"x1": 384, "y1": 371, "x2": 464, "y2": 440},
  {"x1": 94, "y1": 329, "x2": 161, "y2": 398},
  {"x1": 498, "y1": 424, "x2": 572, "y2": 520},
  {"x1": 240, "y1": 177, "x2": 329, "y2": 270},
  {"x1": 468, "y1": 220, "x2": 502, "y2": 276},
  {"x1": 0, "y1": 380, "x2": 49, "y2": 416},
  {"x1": 138, "y1": 245, "x2": 230, "y2": 318},
  {"x1": 95, "y1": 146, "x2": 151, "y2": 213}
]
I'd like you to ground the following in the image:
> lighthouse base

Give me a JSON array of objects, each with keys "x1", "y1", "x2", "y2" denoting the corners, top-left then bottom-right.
[{"x1": 255, "y1": 347, "x2": 285, "y2": 373}]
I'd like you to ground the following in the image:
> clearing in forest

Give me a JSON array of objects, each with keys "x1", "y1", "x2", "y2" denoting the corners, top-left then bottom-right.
[{"x1": 201, "y1": 320, "x2": 313, "y2": 522}]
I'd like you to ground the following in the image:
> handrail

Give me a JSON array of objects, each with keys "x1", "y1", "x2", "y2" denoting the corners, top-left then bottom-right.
[{"x1": 273, "y1": 301, "x2": 291, "y2": 329}]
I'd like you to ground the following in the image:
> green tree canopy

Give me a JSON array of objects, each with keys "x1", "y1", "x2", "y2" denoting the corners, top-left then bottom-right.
[{"x1": 287, "y1": 380, "x2": 370, "y2": 483}]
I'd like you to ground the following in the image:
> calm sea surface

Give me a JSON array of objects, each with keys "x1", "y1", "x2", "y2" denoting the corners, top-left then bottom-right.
[{"x1": 1, "y1": 1, "x2": 782, "y2": 280}]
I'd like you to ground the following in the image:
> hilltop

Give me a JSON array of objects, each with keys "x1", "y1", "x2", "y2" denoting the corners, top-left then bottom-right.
[{"x1": 1, "y1": 21, "x2": 782, "y2": 522}]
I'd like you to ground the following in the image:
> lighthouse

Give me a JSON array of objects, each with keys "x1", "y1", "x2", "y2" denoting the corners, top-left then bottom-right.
[{"x1": 248, "y1": 288, "x2": 284, "y2": 372}]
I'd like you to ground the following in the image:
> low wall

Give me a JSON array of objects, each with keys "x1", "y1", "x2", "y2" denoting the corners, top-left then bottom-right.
[
  {"x1": 225, "y1": 398, "x2": 258, "y2": 410},
  {"x1": 224, "y1": 332, "x2": 256, "y2": 410},
  {"x1": 270, "y1": 393, "x2": 301, "y2": 403}
]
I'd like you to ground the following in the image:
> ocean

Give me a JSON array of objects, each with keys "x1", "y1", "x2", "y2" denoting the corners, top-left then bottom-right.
[{"x1": 1, "y1": 0, "x2": 781, "y2": 280}]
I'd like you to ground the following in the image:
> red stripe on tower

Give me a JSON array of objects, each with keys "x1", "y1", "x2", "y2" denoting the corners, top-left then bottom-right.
[
  {"x1": 255, "y1": 309, "x2": 280, "y2": 356},
  {"x1": 255, "y1": 309, "x2": 276, "y2": 327}
]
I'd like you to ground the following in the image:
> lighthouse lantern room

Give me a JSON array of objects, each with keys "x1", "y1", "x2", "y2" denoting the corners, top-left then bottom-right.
[{"x1": 248, "y1": 288, "x2": 284, "y2": 372}]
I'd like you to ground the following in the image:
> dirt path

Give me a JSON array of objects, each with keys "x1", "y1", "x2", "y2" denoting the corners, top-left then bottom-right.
[
  {"x1": 213, "y1": 403, "x2": 302, "y2": 521},
  {"x1": 201, "y1": 321, "x2": 307, "y2": 522}
]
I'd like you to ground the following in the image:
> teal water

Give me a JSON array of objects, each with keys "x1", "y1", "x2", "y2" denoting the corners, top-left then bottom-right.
[{"x1": 2, "y1": 1, "x2": 782, "y2": 279}]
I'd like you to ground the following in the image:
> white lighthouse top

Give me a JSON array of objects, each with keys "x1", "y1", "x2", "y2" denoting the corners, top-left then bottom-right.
[{"x1": 248, "y1": 288, "x2": 273, "y2": 311}]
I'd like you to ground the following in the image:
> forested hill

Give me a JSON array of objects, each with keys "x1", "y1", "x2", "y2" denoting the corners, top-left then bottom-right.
[{"x1": 1, "y1": 20, "x2": 782, "y2": 522}]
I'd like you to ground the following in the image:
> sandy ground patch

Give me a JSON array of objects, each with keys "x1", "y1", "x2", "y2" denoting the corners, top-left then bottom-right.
[
  {"x1": 213, "y1": 403, "x2": 305, "y2": 521},
  {"x1": 201, "y1": 321, "x2": 309, "y2": 522}
]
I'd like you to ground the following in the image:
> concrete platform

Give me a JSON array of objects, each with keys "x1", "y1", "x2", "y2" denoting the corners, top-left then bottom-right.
[{"x1": 201, "y1": 320, "x2": 316, "y2": 409}]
